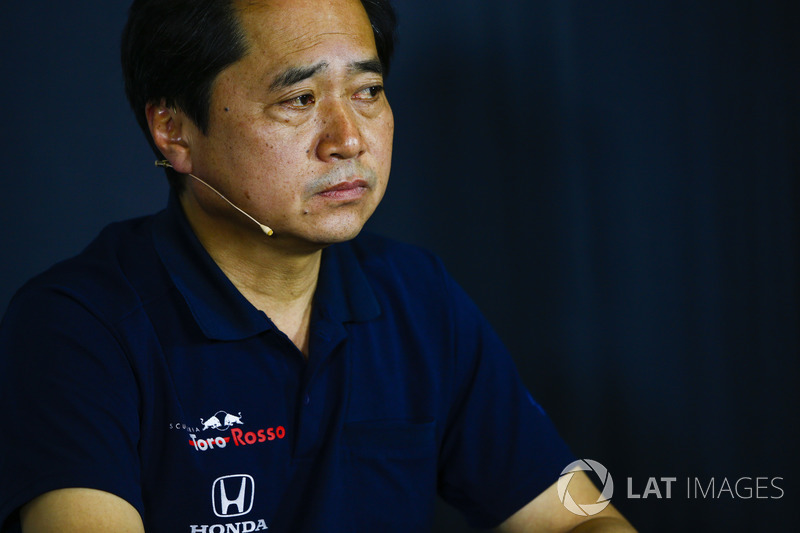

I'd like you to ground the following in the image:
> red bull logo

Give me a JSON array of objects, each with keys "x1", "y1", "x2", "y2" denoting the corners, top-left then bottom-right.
[
  {"x1": 201, "y1": 410, "x2": 244, "y2": 431},
  {"x1": 188, "y1": 410, "x2": 287, "y2": 452}
]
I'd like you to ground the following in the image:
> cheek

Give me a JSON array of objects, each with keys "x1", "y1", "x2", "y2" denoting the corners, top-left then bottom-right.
[
  {"x1": 379, "y1": 106, "x2": 395, "y2": 143},
  {"x1": 384, "y1": 121, "x2": 395, "y2": 163},
  {"x1": 240, "y1": 130, "x2": 304, "y2": 182},
  {"x1": 367, "y1": 113, "x2": 395, "y2": 169}
]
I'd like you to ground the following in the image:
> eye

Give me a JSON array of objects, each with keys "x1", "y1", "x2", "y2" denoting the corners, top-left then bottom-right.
[
  {"x1": 353, "y1": 85, "x2": 384, "y2": 101},
  {"x1": 284, "y1": 94, "x2": 315, "y2": 109}
]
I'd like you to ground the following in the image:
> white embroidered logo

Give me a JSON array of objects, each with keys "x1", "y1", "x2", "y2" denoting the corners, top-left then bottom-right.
[
  {"x1": 201, "y1": 410, "x2": 244, "y2": 431},
  {"x1": 212, "y1": 475, "x2": 255, "y2": 518}
]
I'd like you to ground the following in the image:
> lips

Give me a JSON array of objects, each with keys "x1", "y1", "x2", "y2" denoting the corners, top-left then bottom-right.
[{"x1": 317, "y1": 179, "x2": 369, "y2": 200}]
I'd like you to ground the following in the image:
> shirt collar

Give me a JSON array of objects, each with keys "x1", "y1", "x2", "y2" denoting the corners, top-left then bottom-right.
[
  {"x1": 151, "y1": 193, "x2": 380, "y2": 341},
  {"x1": 315, "y1": 239, "x2": 381, "y2": 324}
]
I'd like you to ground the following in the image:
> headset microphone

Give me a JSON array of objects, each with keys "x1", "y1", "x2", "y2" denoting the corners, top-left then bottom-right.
[{"x1": 155, "y1": 160, "x2": 274, "y2": 236}]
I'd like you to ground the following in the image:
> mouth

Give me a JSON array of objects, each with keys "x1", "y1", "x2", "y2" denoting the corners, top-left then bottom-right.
[{"x1": 316, "y1": 179, "x2": 370, "y2": 201}]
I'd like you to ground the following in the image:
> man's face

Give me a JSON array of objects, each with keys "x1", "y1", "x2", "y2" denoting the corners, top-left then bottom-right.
[{"x1": 182, "y1": 0, "x2": 393, "y2": 247}]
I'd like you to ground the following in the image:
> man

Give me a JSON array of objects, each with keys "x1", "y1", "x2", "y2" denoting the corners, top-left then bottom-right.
[{"x1": 0, "y1": 0, "x2": 634, "y2": 531}]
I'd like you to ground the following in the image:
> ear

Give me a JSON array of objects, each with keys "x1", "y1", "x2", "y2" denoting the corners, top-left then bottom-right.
[{"x1": 145, "y1": 100, "x2": 194, "y2": 174}]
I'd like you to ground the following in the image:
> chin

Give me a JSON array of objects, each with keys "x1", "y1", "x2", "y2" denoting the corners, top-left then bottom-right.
[
  {"x1": 314, "y1": 226, "x2": 365, "y2": 245},
  {"x1": 299, "y1": 207, "x2": 376, "y2": 244}
]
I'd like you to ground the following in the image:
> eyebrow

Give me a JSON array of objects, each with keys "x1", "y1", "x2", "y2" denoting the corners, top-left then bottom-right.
[
  {"x1": 268, "y1": 58, "x2": 383, "y2": 92},
  {"x1": 269, "y1": 61, "x2": 329, "y2": 91},
  {"x1": 348, "y1": 58, "x2": 383, "y2": 76}
]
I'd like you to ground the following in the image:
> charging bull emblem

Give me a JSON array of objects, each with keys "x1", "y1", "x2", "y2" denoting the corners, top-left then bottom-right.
[{"x1": 201, "y1": 411, "x2": 244, "y2": 431}]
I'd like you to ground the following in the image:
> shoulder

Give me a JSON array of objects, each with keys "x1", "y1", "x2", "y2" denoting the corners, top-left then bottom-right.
[{"x1": 3, "y1": 214, "x2": 166, "y2": 329}]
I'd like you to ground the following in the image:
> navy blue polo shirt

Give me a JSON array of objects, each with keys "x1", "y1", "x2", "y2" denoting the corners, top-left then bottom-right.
[{"x1": 0, "y1": 194, "x2": 573, "y2": 532}]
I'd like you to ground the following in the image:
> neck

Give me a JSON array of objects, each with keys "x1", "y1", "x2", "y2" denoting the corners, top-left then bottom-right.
[{"x1": 180, "y1": 193, "x2": 321, "y2": 357}]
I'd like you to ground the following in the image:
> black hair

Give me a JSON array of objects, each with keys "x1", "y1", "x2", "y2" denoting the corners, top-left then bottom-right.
[
  {"x1": 360, "y1": 0, "x2": 397, "y2": 77},
  {"x1": 120, "y1": 0, "x2": 397, "y2": 191}
]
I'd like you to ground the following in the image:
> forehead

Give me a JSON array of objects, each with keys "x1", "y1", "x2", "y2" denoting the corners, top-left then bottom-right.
[{"x1": 233, "y1": 0, "x2": 377, "y2": 66}]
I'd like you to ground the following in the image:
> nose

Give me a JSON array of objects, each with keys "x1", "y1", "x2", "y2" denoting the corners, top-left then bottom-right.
[{"x1": 315, "y1": 100, "x2": 364, "y2": 162}]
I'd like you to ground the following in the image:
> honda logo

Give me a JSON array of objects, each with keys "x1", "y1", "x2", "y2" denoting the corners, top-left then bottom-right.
[{"x1": 212, "y1": 475, "x2": 255, "y2": 518}]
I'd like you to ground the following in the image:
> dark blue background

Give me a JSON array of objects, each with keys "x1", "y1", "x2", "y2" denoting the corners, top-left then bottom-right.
[{"x1": 1, "y1": 1, "x2": 798, "y2": 531}]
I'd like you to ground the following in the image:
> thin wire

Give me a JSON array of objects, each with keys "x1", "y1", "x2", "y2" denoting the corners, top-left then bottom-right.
[{"x1": 155, "y1": 160, "x2": 273, "y2": 236}]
